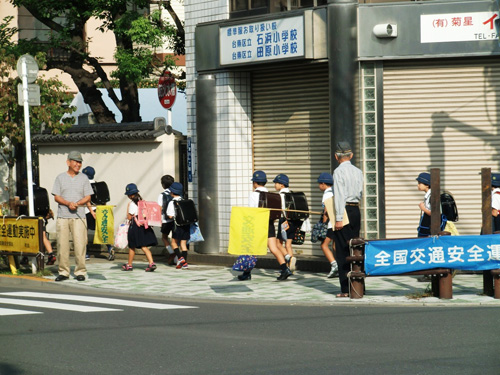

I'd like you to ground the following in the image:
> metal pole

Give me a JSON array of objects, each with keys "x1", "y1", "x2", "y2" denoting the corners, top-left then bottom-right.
[
  {"x1": 481, "y1": 168, "x2": 494, "y2": 296},
  {"x1": 430, "y1": 168, "x2": 441, "y2": 235},
  {"x1": 328, "y1": 0, "x2": 358, "y2": 166},
  {"x1": 21, "y1": 57, "x2": 35, "y2": 217}
]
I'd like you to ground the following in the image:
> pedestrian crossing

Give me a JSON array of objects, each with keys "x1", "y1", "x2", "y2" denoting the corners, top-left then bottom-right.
[{"x1": 0, "y1": 291, "x2": 198, "y2": 316}]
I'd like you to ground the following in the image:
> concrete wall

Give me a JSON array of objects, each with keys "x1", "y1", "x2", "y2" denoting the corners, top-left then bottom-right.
[{"x1": 37, "y1": 133, "x2": 180, "y2": 239}]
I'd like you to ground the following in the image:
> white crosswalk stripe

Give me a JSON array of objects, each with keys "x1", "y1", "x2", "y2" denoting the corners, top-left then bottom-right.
[
  {"x1": 0, "y1": 291, "x2": 198, "y2": 316},
  {"x1": 0, "y1": 292, "x2": 198, "y2": 310},
  {"x1": 0, "y1": 307, "x2": 42, "y2": 316},
  {"x1": 0, "y1": 297, "x2": 122, "y2": 312}
]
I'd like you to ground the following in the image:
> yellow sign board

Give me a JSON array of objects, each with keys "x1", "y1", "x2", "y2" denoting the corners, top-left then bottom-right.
[
  {"x1": 228, "y1": 207, "x2": 269, "y2": 256},
  {"x1": 94, "y1": 205, "x2": 115, "y2": 245},
  {"x1": 0, "y1": 217, "x2": 41, "y2": 254}
]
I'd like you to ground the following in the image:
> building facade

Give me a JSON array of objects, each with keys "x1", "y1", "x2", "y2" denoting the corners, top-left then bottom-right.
[{"x1": 186, "y1": 0, "x2": 500, "y2": 256}]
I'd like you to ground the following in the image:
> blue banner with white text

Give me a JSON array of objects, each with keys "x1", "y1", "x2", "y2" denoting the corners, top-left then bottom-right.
[{"x1": 365, "y1": 235, "x2": 500, "y2": 276}]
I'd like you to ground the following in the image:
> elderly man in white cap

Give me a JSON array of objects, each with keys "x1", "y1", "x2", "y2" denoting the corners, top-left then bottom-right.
[{"x1": 52, "y1": 151, "x2": 93, "y2": 281}]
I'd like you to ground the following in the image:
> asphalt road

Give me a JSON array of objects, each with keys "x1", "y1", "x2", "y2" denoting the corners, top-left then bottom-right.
[{"x1": 0, "y1": 284, "x2": 499, "y2": 375}]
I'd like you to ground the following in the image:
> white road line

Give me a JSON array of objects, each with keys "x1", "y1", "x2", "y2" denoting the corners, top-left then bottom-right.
[
  {"x1": 0, "y1": 292, "x2": 198, "y2": 310},
  {"x1": 0, "y1": 307, "x2": 42, "y2": 316},
  {"x1": 0, "y1": 298, "x2": 121, "y2": 312}
]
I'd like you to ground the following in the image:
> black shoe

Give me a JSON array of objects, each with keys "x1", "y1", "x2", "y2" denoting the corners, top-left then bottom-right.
[
  {"x1": 237, "y1": 272, "x2": 252, "y2": 281},
  {"x1": 75, "y1": 275, "x2": 85, "y2": 281},
  {"x1": 46, "y1": 254, "x2": 56, "y2": 265},
  {"x1": 55, "y1": 275, "x2": 69, "y2": 282},
  {"x1": 277, "y1": 268, "x2": 292, "y2": 281}
]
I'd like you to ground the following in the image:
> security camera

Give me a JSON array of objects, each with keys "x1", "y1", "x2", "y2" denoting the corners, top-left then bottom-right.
[{"x1": 373, "y1": 24, "x2": 398, "y2": 38}]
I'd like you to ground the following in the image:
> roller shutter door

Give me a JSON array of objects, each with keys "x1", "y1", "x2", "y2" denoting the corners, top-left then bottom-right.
[
  {"x1": 383, "y1": 59, "x2": 500, "y2": 238},
  {"x1": 252, "y1": 63, "x2": 330, "y2": 256}
]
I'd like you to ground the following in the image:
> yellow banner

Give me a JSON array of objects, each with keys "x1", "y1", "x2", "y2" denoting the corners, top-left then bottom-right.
[
  {"x1": 0, "y1": 217, "x2": 41, "y2": 254},
  {"x1": 94, "y1": 206, "x2": 114, "y2": 245},
  {"x1": 228, "y1": 207, "x2": 269, "y2": 255}
]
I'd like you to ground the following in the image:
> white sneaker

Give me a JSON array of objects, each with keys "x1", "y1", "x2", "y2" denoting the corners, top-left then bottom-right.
[
  {"x1": 289, "y1": 256, "x2": 297, "y2": 272},
  {"x1": 327, "y1": 261, "x2": 338, "y2": 278}
]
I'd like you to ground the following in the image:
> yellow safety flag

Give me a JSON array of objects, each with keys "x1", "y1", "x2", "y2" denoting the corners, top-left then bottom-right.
[
  {"x1": 228, "y1": 207, "x2": 269, "y2": 255},
  {"x1": 94, "y1": 205, "x2": 114, "y2": 245}
]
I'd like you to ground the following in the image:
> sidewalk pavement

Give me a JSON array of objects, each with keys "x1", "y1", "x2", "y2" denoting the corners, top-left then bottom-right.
[{"x1": 12, "y1": 255, "x2": 500, "y2": 306}]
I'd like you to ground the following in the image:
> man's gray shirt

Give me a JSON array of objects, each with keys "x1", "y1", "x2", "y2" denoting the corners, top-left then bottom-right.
[{"x1": 52, "y1": 172, "x2": 93, "y2": 219}]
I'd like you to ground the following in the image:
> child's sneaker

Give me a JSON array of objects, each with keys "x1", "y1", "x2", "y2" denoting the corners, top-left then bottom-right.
[
  {"x1": 181, "y1": 262, "x2": 189, "y2": 269},
  {"x1": 107, "y1": 249, "x2": 115, "y2": 261},
  {"x1": 121, "y1": 264, "x2": 133, "y2": 271},
  {"x1": 176, "y1": 257, "x2": 186, "y2": 269},
  {"x1": 145, "y1": 263, "x2": 157, "y2": 272},
  {"x1": 46, "y1": 253, "x2": 56, "y2": 265}
]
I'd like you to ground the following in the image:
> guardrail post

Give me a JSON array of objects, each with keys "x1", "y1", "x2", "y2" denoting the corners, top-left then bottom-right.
[{"x1": 349, "y1": 239, "x2": 365, "y2": 299}]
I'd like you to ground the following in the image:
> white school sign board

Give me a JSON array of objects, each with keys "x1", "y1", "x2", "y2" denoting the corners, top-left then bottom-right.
[{"x1": 219, "y1": 16, "x2": 304, "y2": 66}]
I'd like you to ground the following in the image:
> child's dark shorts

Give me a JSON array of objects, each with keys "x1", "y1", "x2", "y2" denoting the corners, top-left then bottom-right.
[
  {"x1": 173, "y1": 224, "x2": 190, "y2": 241},
  {"x1": 268, "y1": 220, "x2": 276, "y2": 238},
  {"x1": 161, "y1": 221, "x2": 175, "y2": 235},
  {"x1": 326, "y1": 228, "x2": 335, "y2": 239}
]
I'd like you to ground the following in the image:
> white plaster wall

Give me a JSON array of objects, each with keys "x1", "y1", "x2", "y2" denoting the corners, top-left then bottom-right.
[
  {"x1": 185, "y1": 0, "x2": 253, "y2": 251},
  {"x1": 37, "y1": 134, "x2": 179, "y2": 238}
]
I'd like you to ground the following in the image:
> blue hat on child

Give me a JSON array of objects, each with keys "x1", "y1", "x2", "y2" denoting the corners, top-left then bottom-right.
[
  {"x1": 416, "y1": 172, "x2": 431, "y2": 186},
  {"x1": 124, "y1": 183, "x2": 139, "y2": 195},
  {"x1": 170, "y1": 182, "x2": 183, "y2": 195},
  {"x1": 317, "y1": 172, "x2": 333, "y2": 185},
  {"x1": 273, "y1": 174, "x2": 289, "y2": 186},
  {"x1": 492, "y1": 173, "x2": 500, "y2": 187},
  {"x1": 82, "y1": 166, "x2": 95, "y2": 180},
  {"x1": 251, "y1": 170, "x2": 267, "y2": 183}
]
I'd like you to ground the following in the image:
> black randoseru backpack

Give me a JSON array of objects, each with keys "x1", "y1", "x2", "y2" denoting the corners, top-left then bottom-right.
[
  {"x1": 258, "y1": 191, "x2": 282, "y2": 221},
  {"x1": 173, "y1": 199, "x2": 198, "y2": 226},
  {"x1": 90, "y1": 181, "x2": 110, "y2": 205},
  {"x1": 33, "y1": 186, "x2": 50, "y2": 217},
  {"x1": 440, "y1": 191, "x2": 458, "y2": 222},
  {"x1": 162, "y1": 192, "x2": 173, "y2": 219},
  {"x1": 284, "y1": 192, "x2": 309, "y2": 221}
]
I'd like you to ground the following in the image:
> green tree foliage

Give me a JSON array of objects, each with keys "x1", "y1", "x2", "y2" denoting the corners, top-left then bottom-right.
[
  {"x1": 9, "y1": 0, "x2": 185, "y2": 123},
  {"x1": 0, "y1": 16, "x2": 75, "y2": 200}
]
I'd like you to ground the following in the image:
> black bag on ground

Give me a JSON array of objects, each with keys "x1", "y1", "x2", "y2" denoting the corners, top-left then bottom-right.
[
  {"x1": 258, "y1": 191, "x2": 282, "y2": 221},
  {"x1": 174, "y1": 199, "x2": 198, "y2": 225},
  {"x1": 284, "y1": 192, "x2": 309, "y2": 220},
  {"x1": 440, "y1": 191, "x2": 458, "y2": 222},
  {"x1": 90, "y1": 181, "x2": 110, "y2": 205},
  {"x1": 33, "y1": 186, "x2": 50, "y2": 217}
]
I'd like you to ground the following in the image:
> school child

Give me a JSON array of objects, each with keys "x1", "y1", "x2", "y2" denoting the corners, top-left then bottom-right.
[
  {"x1": 157, "y1": 175, "x2": 176, "y2": 265},
  {"x1": 244, "y1": 171, "x2": 292, "y2": 281},
  {"x1": 166, "y1": 182, "x2": 191, "y2": 269},
  {"x1": 491, "y1": 173, "x2": 500, "y2": 233},
  {"x1": 43, "y1": 210, "x2": 57, "y2": 265},
  {"x1": 416, "y1": 172, "x2": 432, "y2": 237},
  {"x1": 317, "y1": 172, "x2": 338, "y2": 278},
  {"x1": 82, "y1": 166, "x2": 115, "y2": 261},
  {"x1": 274, "y1": 174, "x2": 298, "y2": 272},
  {"x1": 121, "y1": 183, "x2": 158, "y2": 272}
]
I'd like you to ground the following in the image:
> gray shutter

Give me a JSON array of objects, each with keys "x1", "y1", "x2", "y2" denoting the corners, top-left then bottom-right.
[
  {"x1": 383, "y1": 59, "x2": 500, "y2": 238},
  {"x1": 252, "y1": 63, "x2": 330, "y2": 255}
]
